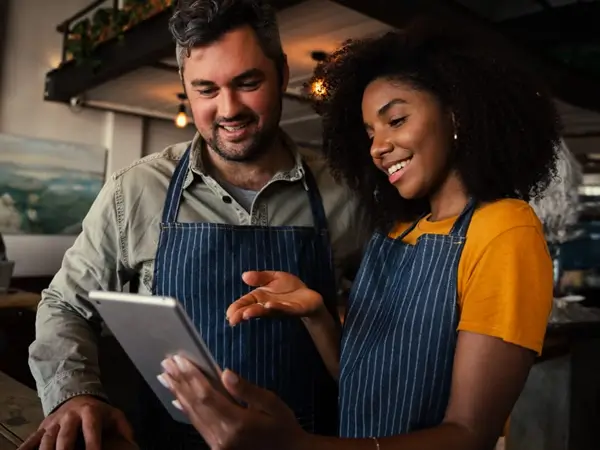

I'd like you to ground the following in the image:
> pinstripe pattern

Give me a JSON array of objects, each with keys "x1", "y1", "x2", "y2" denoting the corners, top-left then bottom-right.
[
  {"x1": 338, "y1": 200, "x2": 476, "y2": 438},
  {"x1": 147, "y1": 146, "x2": 338, "y2": 449}
]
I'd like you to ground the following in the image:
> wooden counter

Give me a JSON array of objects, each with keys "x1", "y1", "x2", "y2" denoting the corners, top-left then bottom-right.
[
  {"x1": 0, "y1": 369, "x2": 139, "y2": 449},
  {"x1": 0, "y1": 290, "x2": 40, "y2": 311},
  {"x1": 0, "y1": 370, "x2": 43, "y2": 448}
]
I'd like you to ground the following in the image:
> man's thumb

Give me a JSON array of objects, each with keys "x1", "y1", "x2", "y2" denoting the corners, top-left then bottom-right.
[{"x1": 222, "y1": 370, "x2": 284, "y2": 415}]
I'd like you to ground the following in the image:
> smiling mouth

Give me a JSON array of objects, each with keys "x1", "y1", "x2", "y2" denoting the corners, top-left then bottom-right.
[
  {"x1": 387, "y1": 157, "x2": 413, "y2": 175},
  {"x1": 220, "y1": 121, "x2": 253, "y2": 132}
]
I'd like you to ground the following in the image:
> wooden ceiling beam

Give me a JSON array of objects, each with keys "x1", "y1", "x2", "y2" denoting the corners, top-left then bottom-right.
[
  {"x1": 499, "y1": 2, "x2": 600, "y2": 45},
  {"x1": 329, "y1": 0, "x2": 600, "y2": 113}
]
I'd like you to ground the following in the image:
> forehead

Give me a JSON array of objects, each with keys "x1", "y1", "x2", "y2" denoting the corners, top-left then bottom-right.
[
  {"x1": 362, "y1": 78, "x2": 437, "y2": 117},
  {"x1": 183, "y1": 26, "x2": 274, "y2": 83}
]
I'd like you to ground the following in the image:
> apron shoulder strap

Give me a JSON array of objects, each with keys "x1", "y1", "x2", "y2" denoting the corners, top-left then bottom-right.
[
  {"x1": 161, "y1": 145, "x2": 193, "y2": 224},
  {"x1": 301, "y1": 162, "x2": 329, "y2": 233},
  {"x1": 448, "y1": 197, "x2": 477, "y2": 237}
]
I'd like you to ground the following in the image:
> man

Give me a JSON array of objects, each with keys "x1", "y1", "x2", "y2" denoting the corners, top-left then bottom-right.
[{"x1": 21, "y1": 0, "x2": 366, "y2": 449}]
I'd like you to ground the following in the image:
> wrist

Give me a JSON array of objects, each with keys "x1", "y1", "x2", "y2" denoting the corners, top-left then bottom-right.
[{"x1": 302, "y1": 298, "x2": 329, "y2": 324}]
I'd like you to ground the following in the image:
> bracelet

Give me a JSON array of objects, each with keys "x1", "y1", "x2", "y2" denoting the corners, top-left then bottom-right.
[{"x1": 371, "y1": 437, "x2": 380, "y2": 449}]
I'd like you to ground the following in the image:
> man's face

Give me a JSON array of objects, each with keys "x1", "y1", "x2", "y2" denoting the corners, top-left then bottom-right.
[{"x1": 182, "y1": 26, "x2": 288, "y2": 162}]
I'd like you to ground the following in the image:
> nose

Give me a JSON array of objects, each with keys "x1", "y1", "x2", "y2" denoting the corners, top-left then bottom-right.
[
  {"x1": 218, "y1": 89, "x2": 244, "y2": 120},
  {"x1": 370, "y1": 134, "x2": 394, "y2": 160}
]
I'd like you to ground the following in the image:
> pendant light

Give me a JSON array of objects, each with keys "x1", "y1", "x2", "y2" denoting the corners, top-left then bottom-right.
[{"x1": 175, "y1": 93, "x2": 188, "y2": 128}]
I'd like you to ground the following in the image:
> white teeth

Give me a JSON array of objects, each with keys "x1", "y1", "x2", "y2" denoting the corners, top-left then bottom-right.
[
  {"x1": 222, "y1": 124, "x2": 248, "y2": 132},
  {"x1": 387, "y1": 158, "x2": 412, "y2": 175}
]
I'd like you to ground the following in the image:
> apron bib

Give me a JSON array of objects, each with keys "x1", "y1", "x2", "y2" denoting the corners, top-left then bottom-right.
[
  {"x1": 139, "y1": 146, "x2": 338, "y2": 449},
  {"x1": 339, "y1": 199, "x2": 476, "y2": 438}
]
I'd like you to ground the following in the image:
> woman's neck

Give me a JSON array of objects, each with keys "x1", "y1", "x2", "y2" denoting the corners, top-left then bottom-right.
[{"x1": 428, "y1": 172, "x2": 469, "y2": 222}]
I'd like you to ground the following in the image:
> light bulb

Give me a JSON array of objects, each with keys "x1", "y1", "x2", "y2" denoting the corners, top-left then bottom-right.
[
  {"x1": 311, "y1": 79, "x2": 327, "y2": 97},
  {"x1": 175, "y1": 111, "x2": 188, "y2": 128}
]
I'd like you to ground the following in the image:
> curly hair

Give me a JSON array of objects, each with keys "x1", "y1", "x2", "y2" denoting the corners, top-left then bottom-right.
[{"x1": 310, "y1": 28, "x2": 562, "y2": 232}]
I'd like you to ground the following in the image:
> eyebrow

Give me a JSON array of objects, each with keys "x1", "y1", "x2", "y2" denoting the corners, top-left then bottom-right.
[
  {"x1": 189, "y1": 68, "x2": 265, "y2": 88},
  {"x1": 364, "y1": 98, "x2": 408, "y2": 130},
  {"x1": 377, "y1": 98, "x2": 407, "y2": 117}
]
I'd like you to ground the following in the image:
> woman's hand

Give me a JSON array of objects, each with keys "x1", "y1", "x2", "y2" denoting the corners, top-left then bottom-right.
[
  {"x1": 227, "y1": 271, "x2": 326, "y2": 326},
  {"x1": 159, "y1": 355, "x2": 311, "y2": 450}
]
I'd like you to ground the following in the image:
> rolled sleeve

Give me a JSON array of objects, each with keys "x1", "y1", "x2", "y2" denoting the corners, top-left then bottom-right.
[{"x1": 28, "y1": 176, "x2": 133, "y2": 415}]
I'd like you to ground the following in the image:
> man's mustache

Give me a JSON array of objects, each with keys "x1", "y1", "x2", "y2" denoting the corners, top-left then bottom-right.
[{"x1": 214, "y1": 113, "x2": 258, "y2": 128}]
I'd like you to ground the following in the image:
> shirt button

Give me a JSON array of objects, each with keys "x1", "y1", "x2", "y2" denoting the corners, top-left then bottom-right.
[{"x1": 222, "y1": 196, "x2": 232, "y2": 204}]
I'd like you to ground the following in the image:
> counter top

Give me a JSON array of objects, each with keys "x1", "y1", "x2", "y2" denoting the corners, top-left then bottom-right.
[
  {"x1": 0, "y1": 370, "x2": 43, "y2": 448},
  {"x1": 0, "y1": 290, "x2": 40, "y2": 311}
]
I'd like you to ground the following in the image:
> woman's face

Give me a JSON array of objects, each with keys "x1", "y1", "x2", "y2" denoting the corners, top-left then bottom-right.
[{"x1": 362, "y1": 77, "x2": 454, "y2": 200}]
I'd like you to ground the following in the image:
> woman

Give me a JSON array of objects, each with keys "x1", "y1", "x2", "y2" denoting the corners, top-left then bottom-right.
[{"x1": 159, "y1": 29, "x2": 560, "y2": 450}]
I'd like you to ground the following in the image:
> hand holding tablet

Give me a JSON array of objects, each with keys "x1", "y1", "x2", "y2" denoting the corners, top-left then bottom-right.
[{"x1": 89, "y1": 291, "x2": 234, "y2": 423}]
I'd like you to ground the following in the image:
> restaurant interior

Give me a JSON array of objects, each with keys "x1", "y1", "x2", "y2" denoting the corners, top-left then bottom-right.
[{"x1": 1, "y1": 0, "x2": 599, "y2": 449}]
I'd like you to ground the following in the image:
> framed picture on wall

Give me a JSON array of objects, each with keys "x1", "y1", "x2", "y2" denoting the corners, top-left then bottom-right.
[{"x1": 0, "y1": 133, "x2": 107, "y2": 276}]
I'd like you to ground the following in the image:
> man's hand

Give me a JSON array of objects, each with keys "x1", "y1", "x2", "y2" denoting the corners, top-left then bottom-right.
[{"x1": 18, "y1": 395, "x2": 137, "y2": 450}]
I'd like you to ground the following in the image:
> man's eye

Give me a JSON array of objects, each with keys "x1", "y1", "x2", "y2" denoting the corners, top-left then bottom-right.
[
  {"x1": 197, "y1": 88, "x2": 217, "y2": 96},
  {"x1": 238, "y1": 81, "x2": 261, "y2": 90}
]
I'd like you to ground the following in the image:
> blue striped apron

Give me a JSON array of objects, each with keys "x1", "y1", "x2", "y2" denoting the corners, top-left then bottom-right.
[
  {"x1": 140, "y1": 146, "x2": 338, "y2": 448},
  {"x1": 338, "y1": 199, "x2": 476, "y2": 438}
]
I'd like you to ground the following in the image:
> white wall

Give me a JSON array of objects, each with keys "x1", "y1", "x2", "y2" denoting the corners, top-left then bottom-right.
[
  {"x1": 1, "y1": 0, "x2": 148, "y2": 276},
  {"x1": 0, "y1": 0, "x2": 108, "y2": 149},
  {"x1": 142, "y1": 118, "x2": 197, "y2": 156}
]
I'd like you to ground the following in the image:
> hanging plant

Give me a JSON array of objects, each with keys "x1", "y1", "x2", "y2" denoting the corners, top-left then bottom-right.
[{"x1": 63, "y1": 0, "x2": 174, "y2": 67}]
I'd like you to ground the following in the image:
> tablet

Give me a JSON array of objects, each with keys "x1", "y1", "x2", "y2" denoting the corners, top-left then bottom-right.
[{"x1": 89, "y1": 290, "x2": 233, "y2": 423}]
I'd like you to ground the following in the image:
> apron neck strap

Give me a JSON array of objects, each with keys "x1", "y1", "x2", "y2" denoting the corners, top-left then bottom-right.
[
  {"x1": 301, "y1": 162, "x2": 329, "y2": 232},
  {"x1": 448, "y1": 197, "x2": 477, "y2": 237},
  {"x1": 161, "y1": 147, "x2": 329, "y2": 234},
  {"x1": 395, "y1": 197, "x2": 477, "y2": 240},
  {"x1": 396, "y1": 211, "x2": 429, "y2": 241},
  {"x1": 162, "y1": 145, "x2": 192, "y2": 224}
]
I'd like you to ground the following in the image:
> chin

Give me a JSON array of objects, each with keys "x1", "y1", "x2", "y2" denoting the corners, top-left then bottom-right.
[
  {"x1": 213, "y1": 138, "x2": 262, "y2": 162},
  {"x1": 393, "y1": 183, "x2": 419, "y2": 200}
]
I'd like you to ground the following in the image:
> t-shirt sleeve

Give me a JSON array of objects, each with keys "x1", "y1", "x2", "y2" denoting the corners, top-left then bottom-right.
[{"x1": 457, "y1": 226, "x2": 553, "y2": 355}]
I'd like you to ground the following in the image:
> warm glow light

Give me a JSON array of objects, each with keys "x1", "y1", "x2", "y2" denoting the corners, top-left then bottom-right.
[
  {"x1": 47, "y1": 53, "x2": 62, "y2": 69},
  {"x1": 175, "y1": 112, "x2": 188, "y2": 128},
  {"x1": 311, "y1": 79, "x2": 327, "y2": 97}
]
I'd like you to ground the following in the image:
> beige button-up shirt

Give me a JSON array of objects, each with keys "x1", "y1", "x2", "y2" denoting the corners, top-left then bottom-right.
[{"x1": 29, "y1": 131, "x2": 369, "y2": 415}]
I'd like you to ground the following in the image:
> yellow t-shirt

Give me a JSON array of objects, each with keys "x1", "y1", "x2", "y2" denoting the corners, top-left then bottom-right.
[{"x1": 388, "y1": 199, "x2": 553, "y2": 355}]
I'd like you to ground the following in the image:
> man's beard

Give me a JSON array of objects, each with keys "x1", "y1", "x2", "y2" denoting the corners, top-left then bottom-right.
[{"x1": 207, "y1": 109, "x2": 281, "y2": 163}]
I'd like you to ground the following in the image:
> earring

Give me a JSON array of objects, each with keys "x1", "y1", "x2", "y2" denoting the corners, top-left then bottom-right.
[{"x1": 454, "y1": 131, "x2": 458, "y2": 141}]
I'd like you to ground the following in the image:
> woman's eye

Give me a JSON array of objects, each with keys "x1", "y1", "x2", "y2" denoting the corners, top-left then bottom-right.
[{"x1": 390, "y1": 117, "x2": 407, "y2": 127}]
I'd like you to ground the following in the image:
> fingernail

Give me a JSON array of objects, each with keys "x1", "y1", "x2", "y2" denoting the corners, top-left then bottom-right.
[
  {"x1": 161, "y1": 359, "x2": 170, "y2": 371},
  {"x1": 157, "y1": 374, "x2": 171, "y2": 389},
  {"x1": 174, "y1": 354, "x2": 190, "y2": 371},
  {"x1": 172, "y1": 399, "x2": 183, "y2": 410},
  {"x1": 223, "y1": 370, "x2": 239, "y2": 385}
]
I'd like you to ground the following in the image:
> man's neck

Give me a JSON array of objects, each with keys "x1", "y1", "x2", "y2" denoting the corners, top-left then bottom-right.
[{"x1": 203, "y1": 137, "x2": 296, "y2": 191}]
